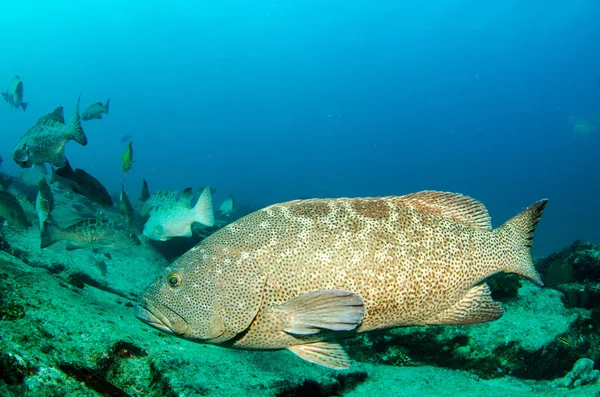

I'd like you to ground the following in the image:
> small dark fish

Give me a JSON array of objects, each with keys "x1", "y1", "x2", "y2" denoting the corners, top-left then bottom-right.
[
  {"x1": 2, "y1": 76, "x2": 28, "y2": 111},
  {"x1": 122, "y1": 141, "x2": 133, "y2": 173},
  {"x1": 74, "y1": 169, "x2": 113, "y2": 207},
  {"x1": 140, "y1": 179, "x2": 150, "y2": 202},
  {"x1": 41, "y1": 218, "x2": 140, "y2": 251},
  {"x1": 51, "y1": 160, "x2": 113, "y2": 207},
  {"x1": 121, "y1": 135, "x2": 132, "y2": 143},
  {"x1": 81, "y1": 98, "x2": 110, "y2": 121},
  {"x1": 120, "y1": 181, "x2": 134, "y2": 226}
]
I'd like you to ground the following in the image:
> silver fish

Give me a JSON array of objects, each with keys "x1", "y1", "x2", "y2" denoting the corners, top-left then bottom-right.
[{"x1": 143, "y1": 187, "x2": 214, "y2": 241}]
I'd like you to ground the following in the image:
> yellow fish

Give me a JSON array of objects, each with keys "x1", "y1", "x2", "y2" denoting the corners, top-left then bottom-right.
[
  {"x1": 121, "y1": 141, "x2": 133, "y2": 172},
  {"x1": 136, "y1": 191, "x2": 547, "y2": 369}
]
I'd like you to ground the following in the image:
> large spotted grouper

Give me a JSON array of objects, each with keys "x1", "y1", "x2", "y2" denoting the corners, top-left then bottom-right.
[{"x1": 136, "y1": 191, "x2": 547, "y2": 369}]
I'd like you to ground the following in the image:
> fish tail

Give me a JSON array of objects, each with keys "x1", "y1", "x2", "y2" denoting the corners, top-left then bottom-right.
[
  {"x1": 21, "y1": 102, "x2": 28, "y2": 111},
  {"x1": 193, "y1": 186, "x2": 215, "y2": 227},
  {"x1": 104, "y1": 98, "x2": 110, "y2": 114},
  {"x1": 40, "y1": 220, "x2": 63, "y2": 249},
  {"x1": 497, "y1": 199, "x2": 548, "y2": 286},
  {"x1": 68, "y1": 93, "x2": 88, "y2": 146}
]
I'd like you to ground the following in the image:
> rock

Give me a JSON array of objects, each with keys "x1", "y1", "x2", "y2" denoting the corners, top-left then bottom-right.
[{"x1": 553, "y1": 358, "x2": 600, "y2": 389}]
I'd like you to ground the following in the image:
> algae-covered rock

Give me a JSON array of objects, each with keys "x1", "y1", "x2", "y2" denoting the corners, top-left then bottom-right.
[{"x1": 553, "y1": 358, "x2": 600, "y2": 389}]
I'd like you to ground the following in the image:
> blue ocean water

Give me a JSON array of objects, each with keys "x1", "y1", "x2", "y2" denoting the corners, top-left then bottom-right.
[{"x1": 1, "y1": 0, "x2": 599, "y2": 256}]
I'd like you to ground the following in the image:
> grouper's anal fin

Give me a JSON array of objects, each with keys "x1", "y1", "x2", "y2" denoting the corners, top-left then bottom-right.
[{"x1": 427, "y1": 283, "x2": 503, "y2": 325}]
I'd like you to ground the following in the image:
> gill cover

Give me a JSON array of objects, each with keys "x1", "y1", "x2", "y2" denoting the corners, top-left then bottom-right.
[{"x1": 170, "y1": 244, "x2": 266, "y2": 343}]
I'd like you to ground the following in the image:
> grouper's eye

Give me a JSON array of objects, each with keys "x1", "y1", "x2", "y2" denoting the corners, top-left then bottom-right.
[{"x1": 167, "y1": 272, "x2": 182, "y2": 288}]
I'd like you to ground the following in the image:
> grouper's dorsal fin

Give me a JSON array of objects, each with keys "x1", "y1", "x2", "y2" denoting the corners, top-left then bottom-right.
[
  {"x1": 394, "y1": 190, "x2": 492, "y2": 230},
  {"x1": 180, "y1": 187, "x2": 193, "y2": 204},
  {"x1": 37, "y1": 106, "x2": 65, "y2": 125}
]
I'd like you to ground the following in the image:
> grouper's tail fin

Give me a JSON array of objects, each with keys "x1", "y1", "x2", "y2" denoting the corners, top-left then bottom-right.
[
  {"x1": 68, "y1": 93, "x2": 87, "y2": 146},
  {"x1": 498, "y1": 199, "x2": 548, "y2": 286},
  {"x1": 193, "y1": 186, "x2": 214, "y2": 227}
]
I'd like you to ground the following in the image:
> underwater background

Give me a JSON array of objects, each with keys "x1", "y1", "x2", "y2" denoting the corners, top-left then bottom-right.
[
  {"x1": 1, "y1": 0, "x2": 599, "y2": 256},
  {"x1": 2, "y1": 1, "x2": 600, "y2": 396}
]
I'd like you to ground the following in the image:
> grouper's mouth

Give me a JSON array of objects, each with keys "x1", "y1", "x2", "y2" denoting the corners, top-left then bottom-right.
[{"x1": 134, "y1": 298, "x2": 189, "y2": 336}]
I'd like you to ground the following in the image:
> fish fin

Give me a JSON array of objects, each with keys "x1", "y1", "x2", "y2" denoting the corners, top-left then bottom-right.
[
  {"x1": 180, "y1": 187, "x2": 193, "y2": 204},
  {"x1": 35, "y1": 164, "x2": 48, "y2": 175},
  {"x1": 428, "y1": 283, "x2": 503, "y2": 325},
  {"x1": 1, "y1": 92, "x2": 7, "y2": 100},
  {"x1": 49, "y1": 151, "x2": 67, "y2": 168},
  {"x1": 274, "y1": 290, "x2": 365, "y2": 335},
  {"x1": 21, "y1": 102, "x2": 28, "y2": 111},
  {"x1": 104, "y1": 98, "x2": 110, "y2": 114},
  {"x1": 193, "y1": 186, "x2": 214, "y2": 227},
  {"x1": 40, "y1": 221, "x2": 61, "y2": 248},
  {"x1": 288, "y1": 341, "x2": 352, "y2": 369},
  {"x1": 140, "y1": 179, "x2": 150, "y2": 202},
  {"x1": 37, "y1": 198, "x2": 50, "y2": 232},
  {"x1": 395, "y1": 191, "x2": 491, "y2": 230},
  {"x1": 68, "y1": 94, "x2": 87, "y2": 146},
  {"x1": 497, "y1": 199, "x2": 548, "y2": 286},
  {"x1": 38, "y1": 106, "x2": 65, "y2": 125},
  {"x1": 65, "y1": 242, "x2": 83, "y2": 251}
]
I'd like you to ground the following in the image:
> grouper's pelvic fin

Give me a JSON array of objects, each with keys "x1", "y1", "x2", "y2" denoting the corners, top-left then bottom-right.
[
  {"x1": 497, "y1": 199, "x2": 548, "y2": 286},
  {"x1": 68, "y1": 93, "x2": 87, "y2": 146}
]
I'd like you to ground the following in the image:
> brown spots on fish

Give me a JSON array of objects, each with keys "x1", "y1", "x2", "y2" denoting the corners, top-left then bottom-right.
[
  {"x1": 351, "y1": 199, "x2": 390, "y2": 220},
  {"x1": 287, "y1": 200, "x2": 331, "y2": 219}
]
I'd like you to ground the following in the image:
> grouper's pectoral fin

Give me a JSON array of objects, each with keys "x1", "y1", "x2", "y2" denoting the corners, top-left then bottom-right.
[
  {"x1": 49, "y1": 151, "x2": 67, "y2": 168},
  {"x1": 428, "y1": 283, "x2": 503, "y2": 325},
  {"x1": 288, "y1": 341, "x2": 351, "y2": 370},
  {"x1": 273, "y1": 290, "x2": 365, "y2": 335}
]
